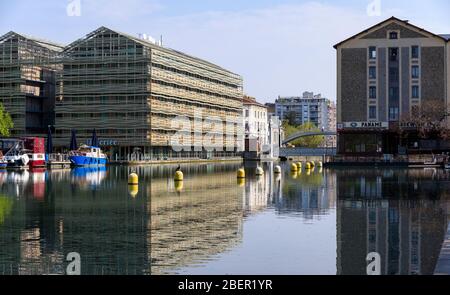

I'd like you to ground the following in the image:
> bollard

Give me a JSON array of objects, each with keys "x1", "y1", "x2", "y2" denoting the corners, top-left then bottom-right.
[
  {"x1": 274, "y1": 165, "x2": 282, "y2": 174},
  {"x1": 174, "y1": 170, "x2": 184, "y2": 181},
  {"x1": 237, "y1": 168, "x2": 246, "y2": 179},
  {"x1": 256, "y1": 167, "x2": 264, "y2": 176},
  {"x1": 128, "y1": 173, "x2": 138, "y2": 185}
]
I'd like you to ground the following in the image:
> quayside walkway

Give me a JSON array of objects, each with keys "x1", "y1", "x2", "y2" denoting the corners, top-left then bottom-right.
[{"x1": 435, "y1": 219, "x2": 450, "y2": 275}]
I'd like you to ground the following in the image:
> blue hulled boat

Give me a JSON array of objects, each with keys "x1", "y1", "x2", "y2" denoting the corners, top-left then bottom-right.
[{"x1": 69, "y1": 145, "x2": 107, "y2": 166}]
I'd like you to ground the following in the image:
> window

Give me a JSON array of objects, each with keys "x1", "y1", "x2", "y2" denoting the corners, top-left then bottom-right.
[
  {"x1": 389, "y1": 48, "x2": 398, "y2": 61},
  {"x1": 412, "y1": 66, "x2": 420, "y2": 79},
  {"x1": 389, "y1": 31, "x2": 398, "y2": 39},
  {"x1": 369, "y1": 106, "x2": 377, "y2": 119},
  {"x1": 389, "y1": 67, "x2": 399, "y2": 82},
  {"x1": 389, "y1": 107, "x2": 399, "y2": 121},
  {"x1": 411, "y1": 46, "x2": 419, "y2": 59},
  {"x1": 412, "y1": 86, "x2": 419, "y2": 99},
  {"x1": 369, "y1": 47, "x2": 377, "y2": 59},
  {"x1": 369, "y1": 86, "x2": 377, "y2": 99},
  {"x1": 389, "y1": 87, "x2": 399, "y2": 100},
  {"x1": 369, "y1": 66, "x2": 377, "y2": 79}
]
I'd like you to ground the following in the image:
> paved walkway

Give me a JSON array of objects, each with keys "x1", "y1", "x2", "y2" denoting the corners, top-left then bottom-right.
[{"x1": 435, "y1": 221, "x2": 450, "y2": 275}]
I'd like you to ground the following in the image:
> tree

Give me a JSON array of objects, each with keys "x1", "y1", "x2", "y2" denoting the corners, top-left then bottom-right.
[
  {"x1": 283, "y1": 121, "x2": 324, "y2": 148},
  {"x1": 398, "y1": 99, "x2": 450, "y2": 140},
  {"x1": 285, "y1": 111, "x2": 298, "y2": 126},
  {"x1": 0, "y1": 103, "x2": 14, "y2": 137}
]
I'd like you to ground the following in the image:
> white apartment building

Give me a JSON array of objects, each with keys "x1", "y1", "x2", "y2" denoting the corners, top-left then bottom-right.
[
  {"x1": 243, "y1": 96, "x2": 268, "y2": 152},
  {"x1": 275, "y1": 91, "x2": 330, "y2": 130}
]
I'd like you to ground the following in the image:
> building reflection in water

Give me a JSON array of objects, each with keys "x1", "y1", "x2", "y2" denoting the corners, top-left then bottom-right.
[
  {"x1": 0, "y1": 167, "x2": 148, "y2": 275},
  {"x1": 336, "y1": 168, "x2": 450, "y2": 275},
  {"x1": 0, "y1": 164, "x2": 448, "y2": 275},
  {"x1": 149, "y1": 163, "x2": 244, "y2": 275},
  {"x1": 273, "y1": 165, "x2": 336, "y2": 220}
]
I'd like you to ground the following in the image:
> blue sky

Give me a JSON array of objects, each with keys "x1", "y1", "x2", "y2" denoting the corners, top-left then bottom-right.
[{"x1": 1, "y1": 0, "x2": 449, "y2": 102}]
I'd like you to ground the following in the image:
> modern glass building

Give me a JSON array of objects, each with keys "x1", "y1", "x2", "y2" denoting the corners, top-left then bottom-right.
[
  {"x1": 0, "y1": 32, "x2": 63, "y2": 136},
  {"x1": 55, "y1": 27, "x2": 243, "y2": 159}
]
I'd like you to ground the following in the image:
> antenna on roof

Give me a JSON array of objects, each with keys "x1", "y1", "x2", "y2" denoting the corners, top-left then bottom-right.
[{"x1": 159, "y1": 35, "x2": 163, "y2": 47}]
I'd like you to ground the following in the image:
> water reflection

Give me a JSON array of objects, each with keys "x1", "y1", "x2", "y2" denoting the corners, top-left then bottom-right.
[
  {"x1": 0, "y1": 164, "x2": 447, "y2": 275},
  {"x1": 336, "y1": 168, "x2": 450, "y2": 275}
]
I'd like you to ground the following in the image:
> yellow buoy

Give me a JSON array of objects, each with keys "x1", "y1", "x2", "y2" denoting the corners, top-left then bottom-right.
[
  {"x1": 237, "y1": 178, "x2": 245, "y2": 187},
  {"x1": 237, "y1": 168, "x2": 246, "y2": 178},
  {"x1": 256, "y1": 167, "x2": 264, "y2": 176},
  {"x1": 274, "y1": 165, "x2": 282, "y2": 174},
  {"x1": 305, "y1": 162, "x2": 311, "y2": 170},
  {"x1": 310, "y1": 161, "x2": 315, "y2": 167},
  {"x1": 128, "y1": 185, "x2": 139, "y2": 198},
  {"x1": 296, "y1": 162, "x2": 302, "y2": 169},
  {"x1": 174, "y1": 180, "x2": 184, "y2": 192},
  {"x1": 174, "y1": 170, "x2": 184, "y2": 181},
  {"x1": 291, "y1": 163, "x2": 298, "y2": 172},
  {"x1": 128, "y1": 173, "x2": 139, "y2": 185}
]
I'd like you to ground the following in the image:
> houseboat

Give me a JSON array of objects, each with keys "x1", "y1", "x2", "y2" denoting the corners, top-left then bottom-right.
[
  {"x1": 0, "y1": 137, "x2": 46, "y2": 168},
  {"x1": 69, "y1": 145, "x2": 107, "y2": 166}
]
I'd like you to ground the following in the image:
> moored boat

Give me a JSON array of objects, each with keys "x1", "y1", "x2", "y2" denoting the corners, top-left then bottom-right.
[
  {"x1": 0, "y1": 151, "x2": 7, "y2": 168},
  {"x1": 69, "y1": 145, "x2": 107, "y2": 166}
]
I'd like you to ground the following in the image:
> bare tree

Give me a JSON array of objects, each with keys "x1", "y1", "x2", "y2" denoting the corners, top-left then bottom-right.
[{"x1": 399, "y1": 99, "x2": 450, "y2": 139}]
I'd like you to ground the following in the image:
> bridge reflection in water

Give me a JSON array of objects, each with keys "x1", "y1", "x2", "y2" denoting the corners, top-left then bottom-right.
[{"x1": 0, "y1": 165, "x2": 448, "y2": 275}]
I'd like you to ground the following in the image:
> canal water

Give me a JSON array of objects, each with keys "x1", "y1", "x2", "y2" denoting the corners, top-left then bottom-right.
[{"x1": 0, "y1": 163, "x2": 449, "y2": 275}]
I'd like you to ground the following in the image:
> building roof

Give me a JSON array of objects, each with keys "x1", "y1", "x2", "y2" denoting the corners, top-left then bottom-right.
[
  {"x1": 0, "y1": 31, "x2": 65, "y2": 52},
  {"x1": 243, "y1": 96, "x2": 267, "y2": 108},
  {"x1": 64, "y1": 26, "x2": 241, "y2": 77},
  {"x1": 333, "y1": 16, "x2": 449, "y2": 49},
  {"x1": 439, "y1": 34, "x2": 450, "y2": 41}
]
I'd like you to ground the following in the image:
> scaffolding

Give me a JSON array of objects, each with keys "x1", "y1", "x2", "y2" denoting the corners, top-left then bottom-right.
[
  {"x1": 0, "y1": 32, "x2": 63, "y2": 136},
  {"x1": 1, "y1": 27, "x2": 243, "y2": 156}
]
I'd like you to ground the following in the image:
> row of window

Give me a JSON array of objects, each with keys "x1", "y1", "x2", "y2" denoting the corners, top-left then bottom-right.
[
  {"x1": 368, "y1": 46, "x2": 420, "y2": 60},
  {"x1": 152, "y1": 63, "x2": 239, "y2": 89},
  {"x1": 369, "y1": 85, "x2": 420, "y2": 99},
  {"x1": 368, "y1": 106, "x2": 399, "y2": 121},
  {"x1": 368, "y1": 65, "x2": 420, "y2": 80}
]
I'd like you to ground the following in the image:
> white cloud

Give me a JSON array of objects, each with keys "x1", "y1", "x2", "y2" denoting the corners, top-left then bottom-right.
[
  {"x1": 82, "y1": 0, "x2": 163, "y2": 20},
  {"x1": 141, "y1": 2, "x2": 379, "y2": 102}
]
